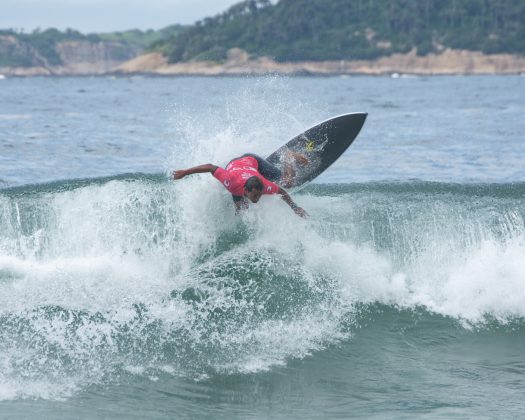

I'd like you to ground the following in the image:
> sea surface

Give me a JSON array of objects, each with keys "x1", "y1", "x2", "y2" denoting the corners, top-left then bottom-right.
[{"x1": 0, "y1": 75, "x2": 524, "y2": 419}]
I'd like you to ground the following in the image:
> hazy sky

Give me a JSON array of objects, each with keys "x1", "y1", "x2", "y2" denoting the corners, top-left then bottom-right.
[{"x1": 2, "y1": 0, "x2": 243, "y2": 33}]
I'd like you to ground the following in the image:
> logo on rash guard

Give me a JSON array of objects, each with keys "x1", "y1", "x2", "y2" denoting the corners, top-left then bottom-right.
[
  {"x1": 267, "y1": 186, "x2": 272, "y2": 192},
  {"x1": 224, "y1": 180, "x2": 230, "y2": 187},
  {"x1": 232, "y1": 166, "x2": 257, "y2": 172}
]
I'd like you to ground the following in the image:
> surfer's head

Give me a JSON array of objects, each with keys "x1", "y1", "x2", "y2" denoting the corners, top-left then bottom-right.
[{"x1": 244, "y1": 176, "x2": 264, "y2": 203}]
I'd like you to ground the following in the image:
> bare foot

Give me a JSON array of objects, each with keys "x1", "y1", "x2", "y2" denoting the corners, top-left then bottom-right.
[
  {"x1": 291, "y1": 152, "x2": 309, "y2": 166},
  {"x1": 283, "y1": 150, "x2": 309, "y2": 166},
  {"x1": 279, "y1": 150, "x2": 308, "y2": 188}
]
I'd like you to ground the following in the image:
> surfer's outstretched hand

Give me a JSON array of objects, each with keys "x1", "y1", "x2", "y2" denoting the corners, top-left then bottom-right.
[
  {"x1": 171, "y1": 170, "x2": 187, "y2": 180},
  {"x1": 294, "y1": 207, "x2": 308, "y2": 218},
  {"x1": 171, "y1": 164, "x2": 218, "y2": 181},
  {"x1": 278, "y1": 187, "x2": 308, "y2": 218}
]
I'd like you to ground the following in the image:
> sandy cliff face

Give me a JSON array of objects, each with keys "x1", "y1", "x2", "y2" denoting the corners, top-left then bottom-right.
[
  {"x1": 0, "y1": 36, "x2": 40, "y2": 66},
  {"x1": 2, "y1": 41, "x2": 525, "y2": 76},
  {"x1": 115, "y1": 47, "x2": 525, "y2": 76},
  {"x1": 344, "y1": 48, "x2": 525, "y2": 74},
  {"x1": 0, "y1": 37, "x2": 139, "y2": 76},
  {"x1": 52, "y1": 41, "x2": 139, "y2": 74},
  {"x1": 0, "y1": 36, "x2": 51, "y2": 75}
]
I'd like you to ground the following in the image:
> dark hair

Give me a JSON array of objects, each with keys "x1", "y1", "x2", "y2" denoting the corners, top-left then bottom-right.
[{"x1": 244, "y1": 176, "x2": 264, "y2": 192}]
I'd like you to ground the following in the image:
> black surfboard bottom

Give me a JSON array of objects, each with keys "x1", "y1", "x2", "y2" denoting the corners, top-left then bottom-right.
[{"x1": 266, "y1": 112, "x2": 367, "y2": 189}]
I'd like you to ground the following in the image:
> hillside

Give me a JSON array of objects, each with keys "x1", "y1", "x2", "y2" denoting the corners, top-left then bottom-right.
[
  {"x1": 154, "y1": 0, "x2": 525, "y2": 63},
  {"x1": 2, "y1": 0, "x2": 525, "y2": 76},
  {"x1": 0, "y1": 26, "x2": 184, "y2": 74}
]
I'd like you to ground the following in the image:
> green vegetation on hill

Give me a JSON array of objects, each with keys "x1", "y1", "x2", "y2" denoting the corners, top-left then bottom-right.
[
  {"x1": 2, "y1": 0, "x2": 524, "y2": 69},
  {"x1": 154, "y1": 0, "x2": 525, "y2": 63},
  {"x1": 98, "y1": 25, "x2": 185, "y2": 49}
]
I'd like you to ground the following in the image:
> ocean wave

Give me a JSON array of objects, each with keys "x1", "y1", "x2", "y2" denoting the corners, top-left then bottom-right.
[{"x1": 0, "y1": 176, "x2": 524, "y2": 400}]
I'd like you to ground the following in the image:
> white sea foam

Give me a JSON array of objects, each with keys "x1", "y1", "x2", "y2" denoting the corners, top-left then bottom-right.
[
  {"x1": 0, "y1": 377, "x2": 79, "y2": 401},
  {"x1": 404, "y1": 237, "x2": 525, "y2": 323},
  {"x1": 0, "y1": 113, "x2": 31, "y2": 121},
  {"x1": 2, "y1": 176, "x2": 525, "y2": 400},
  {"x1": 166, "y1": 76, "x2": 313, "y2": 170},
  {"x1": 1, "y1": 76, "x2": 524, "y2": 401}
]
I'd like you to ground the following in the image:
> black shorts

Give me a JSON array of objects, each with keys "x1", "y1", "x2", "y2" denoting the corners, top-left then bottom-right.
[{"x1": 229, "y1": 153, "x2": 282, "y2": 202}]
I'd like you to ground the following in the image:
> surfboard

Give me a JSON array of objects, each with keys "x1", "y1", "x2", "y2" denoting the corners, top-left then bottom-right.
[{"x1": 266, "y1": 112, "x2": 367, "y2": 189}]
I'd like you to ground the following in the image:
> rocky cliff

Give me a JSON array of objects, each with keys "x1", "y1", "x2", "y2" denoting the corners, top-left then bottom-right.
[
  {"x1": 0, "y1": 35, "x2": 139, "y2": 76},
  {"x1": 2, "y1": 37, "x2": 525, "y2": 77},
  {"x1": 115, "y1": 48, "x2": 525, "y2": 76}
]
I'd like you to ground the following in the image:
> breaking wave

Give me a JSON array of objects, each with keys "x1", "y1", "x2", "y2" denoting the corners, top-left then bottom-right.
[{"x1": 1, "y1": 175, "x2": 524, "y2": 400}]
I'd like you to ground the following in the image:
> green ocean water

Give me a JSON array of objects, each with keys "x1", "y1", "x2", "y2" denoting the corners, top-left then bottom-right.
[
  {"x1": 1, "y1": 75, "x2": 524, "y2": 418},
  {"x1": 1, "y1": 176, "x2": 524, "y2": 418}
]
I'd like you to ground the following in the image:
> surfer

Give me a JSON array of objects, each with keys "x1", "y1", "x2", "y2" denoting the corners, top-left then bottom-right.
[{"x1": 171, "y1": 153, "x2": 308, "y2": 217}]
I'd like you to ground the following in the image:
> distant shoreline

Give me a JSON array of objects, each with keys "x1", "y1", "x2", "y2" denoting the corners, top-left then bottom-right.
[
  {"x1": 2, "y1": 48, "x2": 525, "y2": 77},
  {"x1": 2, "y1": 72, "x2": 524, "y2": 79}
]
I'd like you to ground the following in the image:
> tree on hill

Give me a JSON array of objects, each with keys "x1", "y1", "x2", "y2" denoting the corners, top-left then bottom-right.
[{"x1": 154, "y1": 0, "x2": 525, "y2": 63}]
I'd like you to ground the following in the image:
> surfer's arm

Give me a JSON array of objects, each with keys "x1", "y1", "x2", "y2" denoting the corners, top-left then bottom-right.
[
  {"x1": 278, "y1": 188, "x2": 307, "y2": 218},
  {"x1": 171, "y1": 164, "x2": 218, "y2": 180}
]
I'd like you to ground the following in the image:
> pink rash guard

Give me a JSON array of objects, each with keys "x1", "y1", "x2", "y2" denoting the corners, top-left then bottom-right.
[{"x1": 212, "y1": 156, "x2": 280, "y2": 197}]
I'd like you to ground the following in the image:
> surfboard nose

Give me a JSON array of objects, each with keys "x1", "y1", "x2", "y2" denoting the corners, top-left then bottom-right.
[
  {"x1": 357, "y1": 112, "x2": 367, "y2": 127},
  {"x1": 335, "y1": 112, "x2": 367, "y2": 138},
  {"x1": 352, "y1": 112, "x2": 367, "y2": 124}
]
